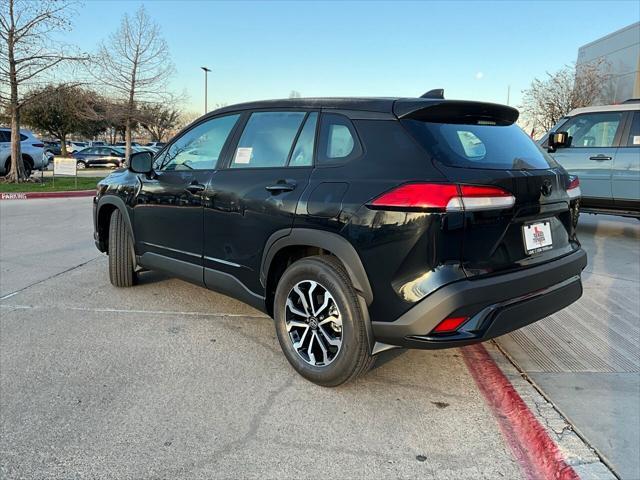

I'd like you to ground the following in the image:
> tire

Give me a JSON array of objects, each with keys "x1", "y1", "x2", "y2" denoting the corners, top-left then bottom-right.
[
  {"x1": 273, "y1": 255, "x2": 374, "y2": 387},
  {"x1": 2, "y1": 157, "x2": 32, "y2": 177},
  {"x1": 76, "y1": 160, "x2": 86, "y2": 169},
  {"x1": 108, "y1": 209, "x2": 137, "y2": 287}
]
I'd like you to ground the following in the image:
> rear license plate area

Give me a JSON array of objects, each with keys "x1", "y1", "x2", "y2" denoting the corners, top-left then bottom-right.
[{"x1": 523, "y1": 220, "x2": 553, "y2": 255}]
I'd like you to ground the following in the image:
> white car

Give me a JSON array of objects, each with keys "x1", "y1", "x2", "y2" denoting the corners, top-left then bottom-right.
[{"x1": 0, "y1": 127, "x2": 47, "y2": 177}]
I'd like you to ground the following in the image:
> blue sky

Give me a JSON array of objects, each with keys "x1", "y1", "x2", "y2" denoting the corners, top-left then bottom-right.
[{"x1": 65, "y1": 0, "x2": 638, "y2": 113}]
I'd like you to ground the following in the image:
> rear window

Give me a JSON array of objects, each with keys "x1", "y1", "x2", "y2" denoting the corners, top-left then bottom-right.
[{"x1": 402, "y1": 120, "x2": 557, "y2": 170}]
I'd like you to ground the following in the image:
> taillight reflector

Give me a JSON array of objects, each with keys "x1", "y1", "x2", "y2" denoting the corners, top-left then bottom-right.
[
  {"x1": 369, "y1": 183, "x2": 515, "y2": 212},
  {"x1": 432, "y1": 316, "x2": 469, "y2": 334},
  {"x1": 567, "y1": 177, "x2": 581, "y2": 199}
]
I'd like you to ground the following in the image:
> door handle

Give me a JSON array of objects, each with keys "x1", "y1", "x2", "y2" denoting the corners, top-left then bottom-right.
[
  {"x1": 186, "y1": 183, "x2": 205, "y2": 194},
  {"x1": 589, "y1": 155, "x2": 612, "y2": 161},
  {"x1": 265, "y1": 181, "x2": 296, "y2": 193}
]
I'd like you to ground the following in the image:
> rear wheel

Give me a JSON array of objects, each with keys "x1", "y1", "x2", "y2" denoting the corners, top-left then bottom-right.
[
  {"x1": 273, "y1": 256, "x2": 374, "y2": 387},
  {"x1": 108, "y1": 209, "x2": 137, "y2": 287},
  {"x1": 76, "y1": 160, "x2": 86, "y2": 169}
]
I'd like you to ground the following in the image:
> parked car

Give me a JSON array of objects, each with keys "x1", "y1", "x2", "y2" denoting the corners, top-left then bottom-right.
[
  {"x1": 44, "y1": 141, "x2": 62, "y2": 156},
  {"x1": 93, "y1": 94, "x2": 587, "y2": 386},
  {"x1": 66, "y1": 141, "x2": 88, "y2": 154},
  {"x1": 113, "y1": 141, "x2": 141, "y2": 147},
  {"x1": 0, "y1": 127, "x2": 47, "y2": 177},
  {"x1": 145, "y1": 141, "x2": 166, "y2": 149},
  {"x1": 542, "y1": 100, "x2": 640, "y2": 217},
  {"x1": 73, "y1": 146, "x2": 126, "y2": 169},
  {"x1": 88, "y1": 141, "x2": 106, "y2": 147}
]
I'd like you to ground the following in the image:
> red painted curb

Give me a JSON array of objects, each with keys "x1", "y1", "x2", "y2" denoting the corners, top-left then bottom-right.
[
  {"x1": 0, "y1": 190, "x2": 95, "y2": 200},
  {"x1": 461, "y1": 344, "x2": 579, "y2": 480}
]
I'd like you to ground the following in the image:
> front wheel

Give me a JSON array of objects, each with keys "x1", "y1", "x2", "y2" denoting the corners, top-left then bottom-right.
[
  {"x1": 76, "y1": 160, "x2": 86, "y2": 169},
  {"x1": 273, "y1": 256, "x2": 374, "y2": 387},
  {"x1": 108, "y1": 209, "x2": 137, "y2": 287}
]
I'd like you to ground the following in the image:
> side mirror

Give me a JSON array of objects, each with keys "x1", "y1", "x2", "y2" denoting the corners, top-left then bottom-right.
[
  {"x1": 128, "y1": 151, "x2": 154, "y2": 174},
  {"x1": 548, "y1": 131, "x2": 570, "y2": 151}
]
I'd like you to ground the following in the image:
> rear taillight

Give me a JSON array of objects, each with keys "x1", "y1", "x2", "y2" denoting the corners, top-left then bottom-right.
[
  {"x1": 432, "y1": 316, "x2": 469, "y2": 334},
  {"x1": 32, "y1": 143, "x2": 44, "y2": 148},
  {"x1": 567, "y1": 177, "x2": 581, "y2": 199},
  {"x1": 369, "y1": 183, "x2": 515, "y2": 212}
]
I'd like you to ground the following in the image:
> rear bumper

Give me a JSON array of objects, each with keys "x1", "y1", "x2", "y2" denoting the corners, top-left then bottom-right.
[{"x1": 371, "y1": 249, "x2": 587, "y2": 350}]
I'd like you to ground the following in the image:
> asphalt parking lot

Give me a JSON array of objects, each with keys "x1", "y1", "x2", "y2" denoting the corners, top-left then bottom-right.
[{"x1": 0, "y1": 198, "x2": 636, "y2": 479}]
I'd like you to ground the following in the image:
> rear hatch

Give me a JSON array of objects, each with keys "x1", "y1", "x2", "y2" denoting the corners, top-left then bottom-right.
[{"x1": 397, "y1": 100, "x2": 580, "y2": 278}]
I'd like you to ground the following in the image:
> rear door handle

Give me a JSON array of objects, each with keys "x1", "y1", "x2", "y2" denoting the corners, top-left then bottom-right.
[
  {"x1": 186, "y1": 183, "x2": 205, "y2": 194},
  {"x1": 589, "y1": 155, "x2": 612, "y2": 161},
  {"x1": 266, "y1": 181, "x2": 296, "y2": 193}
]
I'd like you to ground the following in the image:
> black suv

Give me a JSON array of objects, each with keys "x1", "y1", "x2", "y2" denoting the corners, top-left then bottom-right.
[{"x1": 93, "y1": 95, "x2": 587, "y2": 386}]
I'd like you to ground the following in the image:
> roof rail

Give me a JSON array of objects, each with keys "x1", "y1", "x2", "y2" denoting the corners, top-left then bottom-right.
[{"x1": 420, "y1": 89, "x2": 445, "y2": 99}]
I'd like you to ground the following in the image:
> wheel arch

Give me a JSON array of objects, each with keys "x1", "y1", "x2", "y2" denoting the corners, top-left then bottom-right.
[
  {"x1": 96, "y1": 195, "x2": 134, "y2": 252},
  {"x1": 261, "y1": 228, "x2": 373, "y2": 311}
]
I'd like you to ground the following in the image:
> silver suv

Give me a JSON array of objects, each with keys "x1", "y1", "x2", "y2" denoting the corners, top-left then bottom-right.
[
  {"x1": 0, "y1": 128, "x2": 47, "y2": 177},
  {"x1": 542, "y1": 101, "x2": 640, "y2": 217}
]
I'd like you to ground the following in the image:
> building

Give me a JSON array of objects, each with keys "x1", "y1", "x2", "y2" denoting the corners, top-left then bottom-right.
[{"x1": 576, "y1": 22, "x2": 640, "y2": 104}]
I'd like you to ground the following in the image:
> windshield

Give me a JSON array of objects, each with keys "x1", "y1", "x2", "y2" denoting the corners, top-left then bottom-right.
[{"x1": 402, "y1": 120, "x2": 558, "y2": 170}]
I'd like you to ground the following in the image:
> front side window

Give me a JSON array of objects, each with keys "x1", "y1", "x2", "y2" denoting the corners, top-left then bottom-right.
[
  {"x1": 230, "y1": 111, "x2": 306, "y2": 169},
  {"x1": 562, "y1": 112, "x2": 622, "y2": 148},
  {"x1": 317, "y1": 113, "x2": 362, "y2": 164},
  {"x1": 158, "y1": 114, "x2": 240, "y2": 171}
]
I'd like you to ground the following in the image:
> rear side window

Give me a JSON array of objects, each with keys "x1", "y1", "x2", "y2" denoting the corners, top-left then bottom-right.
[
  {"x1": 231, "y1": 111, "x2": 306, "y2": 169},
  {"x1": 0, "y1": 131, "x2": 10, "y2": 142},
  {"x1": 317, "y1": 113, "x2": 362, "y2": 164},
  {"x1": 289, "y1": 112, "x2": 318, "y2": 167},
  {"x1": 402, "y1": 120, "x2": 557, "y2": 170}
]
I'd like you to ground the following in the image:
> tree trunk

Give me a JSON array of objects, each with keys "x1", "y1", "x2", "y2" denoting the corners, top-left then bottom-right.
[
  {"x1": 60, "y1": 134, "x2": 67, "y2": 157},
  {"x1": 125, "y1": 118, "x2": 132, "y2": 159},
  {"x1": 6, "y1": 1, "x2": 25, "y2": 183}
]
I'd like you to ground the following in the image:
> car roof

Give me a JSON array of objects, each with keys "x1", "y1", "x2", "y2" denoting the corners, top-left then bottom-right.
[
  {"x1": 213, "y1": 97, "x2": 400, "y2": 115},
  {"x1": 567, "y1": 103, "x2": 639, "y2": 117},
  {"x1": 209, "y1": 96, "x2": 519, "y2": 124}
]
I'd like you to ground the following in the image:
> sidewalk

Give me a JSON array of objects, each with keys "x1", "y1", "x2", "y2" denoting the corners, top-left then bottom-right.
[{"x1": 497, "y1": 214, "x2": 640, "y2": 479}]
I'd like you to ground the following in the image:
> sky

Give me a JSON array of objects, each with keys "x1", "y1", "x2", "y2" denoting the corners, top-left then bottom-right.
[{"x1": 60, "y1": 0, "x2": 639, "y2": 114}]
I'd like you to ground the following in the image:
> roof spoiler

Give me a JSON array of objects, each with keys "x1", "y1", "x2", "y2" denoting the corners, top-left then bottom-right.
[{"x1": 394, "y1": 99, "x2": 519, "y2": 126}]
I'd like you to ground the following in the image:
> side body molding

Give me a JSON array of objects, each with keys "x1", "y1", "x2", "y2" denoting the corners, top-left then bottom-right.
[{"x1": 260, "y1": 228, "x2": 373, "y2": 305}]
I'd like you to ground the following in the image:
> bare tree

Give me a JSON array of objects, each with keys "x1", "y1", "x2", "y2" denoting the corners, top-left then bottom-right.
[
  {"x1": 520, "y1": 61, "x2": 610, "y2": 136},
  {"x1": 0, "y1": 0, "x2": 84, "y2": 181},
  {"x1": 92, "y1": 6, "x2": 174, "y2": 158}
]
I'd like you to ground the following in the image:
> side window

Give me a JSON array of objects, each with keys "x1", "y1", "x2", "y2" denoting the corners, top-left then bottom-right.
[
  {"x1": 158, "y1": 114, "x2": 240, "y2": 171},
  {"x1": 289, "y1": 112, "x2": 318, "y2": 167},
  {"x1": 627, "y1": 112, "x2": 640, "y2": 147},
  {"x1": 318, "y1": 113, "x2": 362, "y2": 164},
  {"x1": 83, "y1": 148, "x2": 96, "y2": 154},
  {"x1": 0, "y1": 131, "x2": 10, "y2": 142},
  {"x1": 230, "y1": 111, "x2": 306, "y2": 169},
  {"x1": 563, "y1": 112, "x2": 623, "y2": 148},
  {"x1": 97, "y1": 148, "x2": 111, "y2": 155}
]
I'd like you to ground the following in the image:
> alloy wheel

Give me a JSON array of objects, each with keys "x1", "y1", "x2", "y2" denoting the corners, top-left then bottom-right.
[{"x1": 285, "y1": 280, "x2": 343, "y2": 367}]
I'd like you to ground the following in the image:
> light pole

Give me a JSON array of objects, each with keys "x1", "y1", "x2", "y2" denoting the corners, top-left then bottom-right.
[{"x1": 201, "y1": 66, "x2": 211, "y2": 114}]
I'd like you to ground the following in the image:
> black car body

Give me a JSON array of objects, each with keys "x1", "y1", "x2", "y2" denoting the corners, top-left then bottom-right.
[
  {"x1": 93, "y1": 96, "x2": 586, "y2": 385},
  {"x1": 44, "y1": 141, "x2": 62, "y2": 156},
  {"x1": 74, "y1": 146, "x2": 125, "y2": 168}
]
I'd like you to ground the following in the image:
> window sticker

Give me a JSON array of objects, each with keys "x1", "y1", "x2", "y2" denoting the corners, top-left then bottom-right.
[
  {"x1": 633, "y1": 136, "x2": 640, "y2": 146},
  {"x1": 234, "y1": 147, "x2": 252, "y2": 164}
]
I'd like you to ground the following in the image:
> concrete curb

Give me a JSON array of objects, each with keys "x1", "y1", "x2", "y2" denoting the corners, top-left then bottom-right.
[
  {"x1": 0, "y1": 190, "x2": 95, "y2": 200},
  {"x1": 483, "y1": 341, "x2": 618, "y2": 480}
]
